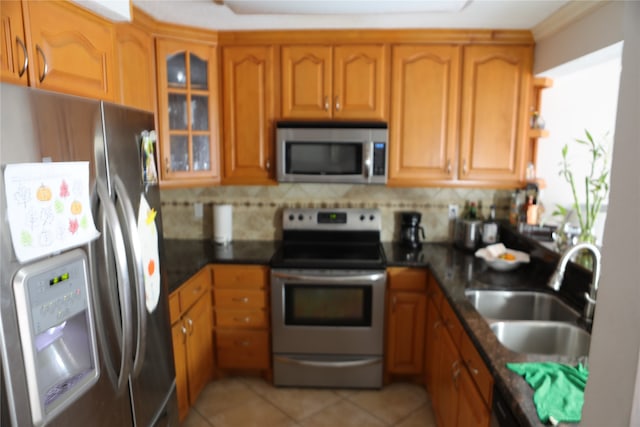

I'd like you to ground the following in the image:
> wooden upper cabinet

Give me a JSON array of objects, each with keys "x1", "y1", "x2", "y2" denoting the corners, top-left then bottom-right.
[
  {"x1": 281, "y1": 44, "x2": 387, "y2": 120},
  {"x1": 23, "y1": 1, "x2": 115, "y2": 100},
  {"x1": 221, "y1": 45, "x2": 275, "y2": 185},
  {"x1": 115, "y1": 23, "x2": 156, "y2": 112},
  {"x1": 334, "y1": 45, "x2": 387, "y2": 120},
  {"x1": 156, "y1": 38, "x2": 220, "y2": 186},
  {"x1": 281, "y1": 45, "x2": 332, "y2": 119},
  {"x1": 388, "y1": 45, "x2": 461, "y2": 186},
  {"x1": 0, "y1": 1, "x2": 28, "y2": 85},
  {"x1": 459, "y1": 45, "x2": 532, "y2": 184}
]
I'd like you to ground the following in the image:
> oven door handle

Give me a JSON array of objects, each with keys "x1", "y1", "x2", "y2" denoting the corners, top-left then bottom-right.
[
  {"x1": 272, "y1": 271, "x2": 385, "y2": 283},
  {"x1": 275, "y1": 355, "x2": 382, "y2": 369}
]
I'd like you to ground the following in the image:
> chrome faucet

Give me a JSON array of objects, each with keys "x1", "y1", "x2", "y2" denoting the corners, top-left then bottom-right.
[{"x1": 547, "y1": 242, "x2": 601, "y2": 324}]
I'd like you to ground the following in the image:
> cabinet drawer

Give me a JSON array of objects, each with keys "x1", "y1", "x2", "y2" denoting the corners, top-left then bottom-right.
[
  {"x1": 215, "y1": 309, "x2": 268, "y2": 328},
  {"x1": 216, "y1": 330, "x2": 270, "y2": 369},
  {"x1": 214, "y1": 289, "x2": 265, "y2": 309},
  {"x1": 213, "y1": 265, "x2": 269, "y2": 289},
  {"x1": 387, "y1": 267, "x2": 428, "y2": 292},
  {"x1": 441, "y1": 299, "x2": 463, "y2": 349},
  {"x1": 169, "y1": 293, "x2": 181, "y2": 324},
  {"x1": 179, "y1": 268, "x2": 211, "y2": 312},
  {"x1": 461, "y1": 334, "x2": 494, "y2": 406}
]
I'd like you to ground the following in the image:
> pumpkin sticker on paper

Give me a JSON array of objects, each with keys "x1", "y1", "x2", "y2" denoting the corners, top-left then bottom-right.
[
  {"x1": 3, "y1": 162, "x2": 99, "y2": 263},
  {"x1": 137, "y1": 194, "x2": 160, "y2": 314}
]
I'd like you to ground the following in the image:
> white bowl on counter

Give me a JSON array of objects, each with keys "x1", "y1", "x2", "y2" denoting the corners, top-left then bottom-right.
[{"x1": 475, "y1": 244, "x2": 530, "y2": 272}]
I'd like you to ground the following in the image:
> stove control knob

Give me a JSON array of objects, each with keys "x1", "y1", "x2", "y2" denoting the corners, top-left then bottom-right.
[
  {"x1": 298, "y1": 214, "x2": 304, "y2": 221},
  {"x1": 360, "y1": 215, "x2": 365, "y2": 221},
  {"x1": 370, "y1": 214, "x2": 375, "y2": 221},
  {"x1": 288, "y1": 214, "x2": 295, "y2": 221}
]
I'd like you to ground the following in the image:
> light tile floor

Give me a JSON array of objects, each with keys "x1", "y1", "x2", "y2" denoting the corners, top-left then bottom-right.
[{"x1": 181, "y1": 377, "x2": 437, "y2": 427}]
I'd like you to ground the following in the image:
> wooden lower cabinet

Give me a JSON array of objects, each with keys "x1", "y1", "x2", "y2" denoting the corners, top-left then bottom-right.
[
  {"x1": 169, "y1": 267, "x2": 214, "y2": 422},
  {"x1": 385, "y1": 268, "x2": 428, "y2": 378},
  {"x1": 424, "y1": 272, "x2": 492, "y2": 427},
  {"x1": 212, "y1": 264, "x2": 271, "y2": 376}
]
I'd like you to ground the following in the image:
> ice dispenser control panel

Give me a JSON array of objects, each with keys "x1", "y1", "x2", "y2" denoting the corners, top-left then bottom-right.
[{"x1": 13, "y1": 249, "x2": 99, "y2": 427}]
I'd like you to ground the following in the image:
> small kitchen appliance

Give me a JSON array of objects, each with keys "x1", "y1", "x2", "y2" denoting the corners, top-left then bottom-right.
[
  {"x1": 399, "y1": 211, "x2": 425, "y2": 249},
  {"x1": 270, "y1": 208, "x2": 386, "y2": 389},
  {"x1": 454, "y1": 218, "x2": 483, "y2": 250},
  {"x1": 275, "y1": 121, "x2": 388, "y2": 184}
]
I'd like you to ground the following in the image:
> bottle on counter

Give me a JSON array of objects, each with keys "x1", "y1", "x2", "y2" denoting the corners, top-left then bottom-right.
[
  {"x1": 468, "y1": 202, "x2": 477, "y2": 220},
  {"x1": 482, "y1": 204, "x2": 499, "y2": 246}
]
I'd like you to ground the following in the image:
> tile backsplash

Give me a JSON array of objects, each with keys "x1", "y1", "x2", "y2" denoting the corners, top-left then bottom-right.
[{"x1": 160, "y1": 184, "x2": 513, "y2": 242}]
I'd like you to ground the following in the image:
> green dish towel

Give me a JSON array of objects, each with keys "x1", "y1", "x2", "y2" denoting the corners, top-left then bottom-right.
[{"x1": 507, "y1": 362, "x2": 589, "y2": 424}]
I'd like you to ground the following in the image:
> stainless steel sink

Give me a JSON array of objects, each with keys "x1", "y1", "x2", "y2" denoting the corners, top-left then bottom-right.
[
  {"x1": 489, "y1": 321, "x2": 591, "y2": 357},
  {"x1": 465, "y1": 290, "x2": 579, "y2": 322}
]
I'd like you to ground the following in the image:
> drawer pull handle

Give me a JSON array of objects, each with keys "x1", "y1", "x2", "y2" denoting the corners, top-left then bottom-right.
[
  {"x1": 192, "y1": 286, "x2": 202, "y2": 294},
  {"x1": 236, "y1": 340, "x2": 250, "y2": 347},
  {"x1": 186, "y1": 318, "x2": 193, "y2": 335},
  {"x1": 233, "y1": 297, "x2": 249, "y2": 303},
  {"x1": 234, "y1": 317, "x2": 251, "y2": 323}
]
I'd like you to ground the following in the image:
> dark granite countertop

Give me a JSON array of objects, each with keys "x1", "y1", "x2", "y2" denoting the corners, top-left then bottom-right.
[
  {"x1": 163, "y1": 239, "x2": 278, "y2": 293},
  {"x1": 164, "y1": 237, "x2": 587, "y2": 427}
]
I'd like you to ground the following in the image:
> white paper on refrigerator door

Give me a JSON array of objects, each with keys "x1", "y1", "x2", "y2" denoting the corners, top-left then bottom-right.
[
  {"x1": 3, "y1": 162, "x2": 100, "y2": 263},
  {"x1": 137, "y1": 194, "x2": 160, "y2": 313}
]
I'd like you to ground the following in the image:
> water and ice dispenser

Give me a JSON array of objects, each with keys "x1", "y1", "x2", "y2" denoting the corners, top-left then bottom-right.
[{"x1": 13, "y1": 249, "x2": 99, "y2": 426}]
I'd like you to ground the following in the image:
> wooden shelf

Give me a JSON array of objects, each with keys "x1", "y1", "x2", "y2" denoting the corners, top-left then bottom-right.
[{"x1": 528, "y1": 128, "x2": 549, "y2": 138}]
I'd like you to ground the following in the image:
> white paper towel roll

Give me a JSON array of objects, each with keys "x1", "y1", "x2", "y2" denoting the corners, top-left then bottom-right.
[{"x1": 213, "y1": 204, "x2": 232, "y2": 244}]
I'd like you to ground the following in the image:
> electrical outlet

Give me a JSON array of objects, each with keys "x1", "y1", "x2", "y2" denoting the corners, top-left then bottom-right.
[
  {"x1": 448, "y1": 204, "x2": 459, "y2": 219},
  {"x1": 194, "y1": 202, "x2": 203, "y2": 219}
]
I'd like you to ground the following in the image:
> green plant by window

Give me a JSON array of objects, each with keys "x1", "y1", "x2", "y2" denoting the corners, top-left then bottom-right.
[{"x1": 553, "y1": 130, "x2": 611, "y2": 244}]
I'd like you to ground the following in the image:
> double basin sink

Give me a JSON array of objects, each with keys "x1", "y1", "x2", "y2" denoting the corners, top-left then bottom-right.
[{"x1": 465, "y1": 289, "x2": 590, "y2": 358}]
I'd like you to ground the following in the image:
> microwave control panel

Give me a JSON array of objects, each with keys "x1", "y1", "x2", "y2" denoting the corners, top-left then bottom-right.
[{"x1": 372, "y1": 143, "x2": 386, "y2": 176}]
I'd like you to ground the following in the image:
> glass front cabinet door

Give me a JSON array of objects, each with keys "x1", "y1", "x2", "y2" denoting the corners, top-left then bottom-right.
[{"x1": 156, "y1": 39, "x2": 220, "y2": 185}]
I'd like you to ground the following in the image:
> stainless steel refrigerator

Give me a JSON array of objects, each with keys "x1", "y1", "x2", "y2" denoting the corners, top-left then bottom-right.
[{"x1": 0, "y1": 83, "x2": 178, "y2": 426}]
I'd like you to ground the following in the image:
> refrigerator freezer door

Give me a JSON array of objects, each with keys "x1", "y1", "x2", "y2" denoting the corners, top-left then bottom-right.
[{"x1": 101, "y1": 102, "x2": 178, "y2": 426}]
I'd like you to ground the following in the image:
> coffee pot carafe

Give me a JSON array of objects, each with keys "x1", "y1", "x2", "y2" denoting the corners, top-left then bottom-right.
[{"x1": 400, "y1": 211, "x2": 425, "y2": 248}]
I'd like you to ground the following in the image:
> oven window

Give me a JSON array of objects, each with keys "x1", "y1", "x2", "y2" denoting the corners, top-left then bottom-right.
[
  {"x1": 285, "y1": 142, "x2": 363, "y2": 175},
  {"x1": 284, "y1": 284, "x2": 372, "y2": 327}
]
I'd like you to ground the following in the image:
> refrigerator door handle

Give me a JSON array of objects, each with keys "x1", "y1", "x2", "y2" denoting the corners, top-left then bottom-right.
[
  {"x1": 113, "y1": 175, "x2": 147, "y2": 379},
  {"x1": 96, "y1": 181, "x2": 134, "y2": 395}
]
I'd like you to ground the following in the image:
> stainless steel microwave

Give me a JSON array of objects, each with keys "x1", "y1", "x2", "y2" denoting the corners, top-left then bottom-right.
[{"x1": 276, "y1": 121, "x2": 388, "y2": 184}]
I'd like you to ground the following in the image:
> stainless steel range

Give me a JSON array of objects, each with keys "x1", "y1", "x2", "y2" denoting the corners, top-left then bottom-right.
[{"x1": 270, "y1": 208, "x2": 386, "y2": 389}]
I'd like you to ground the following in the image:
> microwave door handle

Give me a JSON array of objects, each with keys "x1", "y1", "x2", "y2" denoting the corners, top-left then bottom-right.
[{"x1": 364, "y1": 142, "x2": 373, "y2": 180}]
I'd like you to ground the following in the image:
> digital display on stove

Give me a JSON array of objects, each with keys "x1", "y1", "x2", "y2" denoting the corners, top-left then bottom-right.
[{"x1": 317, "y1": 212, "x2": 347, "y2": 224}]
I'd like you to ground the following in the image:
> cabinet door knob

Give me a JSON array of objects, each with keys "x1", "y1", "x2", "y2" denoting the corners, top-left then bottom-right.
[
  {"x1": 16, "y1": 37, "x2": 28, "y2": 77},
  {"x1": 35, "y1": 44, "x2": 48, "y2": 83},
  {"x1": 265, "y1": 160, "x2": 271, "y2": 171},
  {"x1": 324, "y1": 96, "x2": 330, "y2": 111},
  {"x1": 186, "y1": 318, "x2": 193, "y2": 335},
  {"x1": 462, "y1": 159, "x2": 468, "y2": 175},
  {"x1": 334, "y1": 95, "x2": 341, "y2": 111},
  {"x1": 446, "y1": 159, "x2": 452, "y2": 175},
  {"x1": 165, "y1": 157, "x2": 170, "y2": 174}
]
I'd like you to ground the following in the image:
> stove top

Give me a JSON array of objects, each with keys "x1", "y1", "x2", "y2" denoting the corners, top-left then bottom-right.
[{"x1": 271, "y1": 208, "x2": 386, "y2": 270}]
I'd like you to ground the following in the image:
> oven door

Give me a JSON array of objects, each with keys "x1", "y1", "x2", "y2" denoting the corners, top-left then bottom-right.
[{"x1": 271, "y1": 269, "x2": 386, "y2": 356}]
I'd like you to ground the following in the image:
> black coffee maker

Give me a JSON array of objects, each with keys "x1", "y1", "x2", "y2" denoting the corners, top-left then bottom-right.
[{"x1": 400, "y1": 211, "x2": 425, "y2": 249}]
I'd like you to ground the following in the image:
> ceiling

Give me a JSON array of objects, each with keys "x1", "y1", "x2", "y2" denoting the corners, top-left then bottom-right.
[{"x1": 132, "y1": 0, "x2": 572, "y2": 32}]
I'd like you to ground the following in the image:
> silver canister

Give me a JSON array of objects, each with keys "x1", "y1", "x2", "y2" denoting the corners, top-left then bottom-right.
[{"x1": 454, "y1": 219, "x2": 483, "y2": 250}]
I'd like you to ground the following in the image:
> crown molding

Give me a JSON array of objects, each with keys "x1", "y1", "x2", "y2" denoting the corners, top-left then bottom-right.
[{"x1": 532, "y1": 0, "x2": 610, "y2": 41}]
